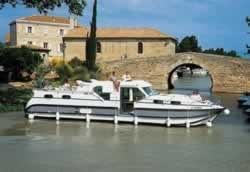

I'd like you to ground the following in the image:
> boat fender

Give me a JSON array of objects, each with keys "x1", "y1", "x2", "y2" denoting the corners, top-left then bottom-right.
[{"x1": 224, "y1": 109, "x2": 230, "y2": 115}]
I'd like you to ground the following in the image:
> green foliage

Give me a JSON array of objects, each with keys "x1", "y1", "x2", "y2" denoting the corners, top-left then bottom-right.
[
  {"x1": 0, "y1": 0, "x2": 87, "y2": 16},
  {"x1": 177, "y1": 35, "x2": 240, "y2": 58},
  {"x1": 31, "y1": 57, "x2": 100, "y2": 88},
  {"x1": 86, "y1": 0, "x2": 97, "y2": 70},
  {"x1": 72, "y1": 66, "x2": 90, "y2": 81},
  {"x1": 0, "y1": 46, "x2": 43, "y2": 80},
  {"x1": 33, "y1": 64, "x2": 51, "y2": 88},
  {"x1": 68, "y1": 57, "x2": 83, "y2": 68},
  {"x1": 0, "y1": 88, "x2": 32, "y2": 112},
  {"x1": 55, "y1": 63, "x2": 74, "y2": 81},
  {"x1": 203, "y1": 48, "x2": 240, "y2": 58},
  {"x1": 177, "y1": 35, "x2": 202, "y2": 53}
]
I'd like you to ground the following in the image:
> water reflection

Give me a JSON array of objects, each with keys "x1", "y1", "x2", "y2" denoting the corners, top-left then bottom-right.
[{"x1": 0, "y1": 114, "x2": 224, "y2": 145}]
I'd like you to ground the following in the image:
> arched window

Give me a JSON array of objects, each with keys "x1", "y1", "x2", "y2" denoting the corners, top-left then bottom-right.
[
  {"x1": 97, "y1": 42, "x2": 102, "y2": 53},
  {"x1": 138, "y1": 42, "x2": 143, "y2": 54}
]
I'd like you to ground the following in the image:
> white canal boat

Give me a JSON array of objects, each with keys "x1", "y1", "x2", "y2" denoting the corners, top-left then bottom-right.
[{"x1": 25, "y1": 80, "x2": 230, "y2": 128}]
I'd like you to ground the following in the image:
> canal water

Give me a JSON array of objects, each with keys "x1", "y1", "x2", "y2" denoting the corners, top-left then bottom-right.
[{"x1": 0, "y1": 76, "x2": 250, "y2": 172}]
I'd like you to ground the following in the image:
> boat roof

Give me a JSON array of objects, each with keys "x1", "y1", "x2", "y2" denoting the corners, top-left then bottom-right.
[
  {"x1": 120, "y1": 80, "x2": 151, "y2": 87},
  {"x1": 89, "y1": 80, "x2": 151, "y2": 87}
]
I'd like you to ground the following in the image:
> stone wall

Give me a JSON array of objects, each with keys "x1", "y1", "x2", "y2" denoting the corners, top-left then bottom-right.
[
  {"x1": 64, "y1": 39, "x2": 86, "y2": 61},
  {"x1": 64, "y1": 38, "x2": 176, "y2": 61},
  {"x1": 10, "y1": 21, "x2": 72, "y2": 57},
  {"x1": 101, "y1": 53, "x2": 250, "y2": 93}
]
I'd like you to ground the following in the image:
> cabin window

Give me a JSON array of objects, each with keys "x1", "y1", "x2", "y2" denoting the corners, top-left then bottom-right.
[
  {"x1": 44, "y1": 94, "x2": 53, "y2": 98},
  {"x1": 170, "y1": 101, "x2": 181, "y2": 105},
  {"x1": 94, "y1": 86, "x2": 110, "y2": 100},
  {"x1": 121, "y1": 88, "x2": 145, "y2": 102},
  {"x1": 138, "y1": 42, "x2": 143, "y2": 54},
  {"x1": 153, "y1": 100, "x2": 164, "y2": 104},
  {"x1": 62, "y1": 95, "x2": 71, "y2": 99},
  {"x1": 97, "y1": 42, "x2": 102, "y2": 53},
  {"x1": 133, "y1": 88, "x2": 145, "y2": 101},
  {"x1": 94, "y1": 86, "x2": 103, "y2": 95}
]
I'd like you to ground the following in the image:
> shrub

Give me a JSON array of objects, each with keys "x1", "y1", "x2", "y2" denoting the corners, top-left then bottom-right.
[
  {"x1": 68, "y1": 57, "x2": 83, "y2": 68},
  {"x1": 49, "y1": 57, "x2": 64, "y2": 67},
  {"x1": 33, "y1": 64, "x2": 51, "y2": 88},
  {"x1": 55, "y1": 63, "x2": 74, "y2": 81},
  {"x1": 72, "y1": 66, "x2": 90, "y2": 81}
]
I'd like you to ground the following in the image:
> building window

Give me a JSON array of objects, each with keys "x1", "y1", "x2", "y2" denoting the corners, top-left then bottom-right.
[
  {"x1": 138, "y1": 42, "x2": 143, "y2": 54},
  {"x1": 60, "y1": 43, "x2": 64, "y2": 53},
  {"x1": 60, "y1": 29, "x2": 64, "y2": 36},
  {"x1": 97, "y1": 42, "x2": 101, "y2": 53},
  {"x1": 43, "y1": 42, "x2": 48, "y2": 49},
  {"x1": 27, "y1": 41, "x2": 32, "y2": 45},
  {"x1": 28, "y1": 26, "x2": 32, "y2": 33}
]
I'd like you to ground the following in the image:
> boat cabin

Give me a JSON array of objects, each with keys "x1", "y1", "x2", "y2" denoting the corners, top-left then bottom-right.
[{"x1": 89, "y1": 80, "x2": 157, "y2": 114}]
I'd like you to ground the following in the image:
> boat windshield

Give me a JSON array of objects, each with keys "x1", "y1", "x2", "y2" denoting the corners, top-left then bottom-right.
[{"x1": 143, "y1": 87, "x2": 159, "y2": 96}]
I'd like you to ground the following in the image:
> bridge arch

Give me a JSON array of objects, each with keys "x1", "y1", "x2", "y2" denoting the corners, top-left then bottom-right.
[
  {"x1": 166, "y1": 62, "x2": 214, "y2": 91},
  {"x1": 103, "y1": 53, "x2": 250, "y2": 93}
]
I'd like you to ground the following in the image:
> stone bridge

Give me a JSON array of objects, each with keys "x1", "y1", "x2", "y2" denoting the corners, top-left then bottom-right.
[{"x1": 101, "y1": 53, "x2": 250, "y2": 93}]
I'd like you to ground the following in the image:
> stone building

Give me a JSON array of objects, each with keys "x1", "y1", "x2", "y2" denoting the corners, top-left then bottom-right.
[
  {"x1": 63, "y1": 26, "x2": 176, "y2": 61},
  {"x1": 6, "y1": 15, "x2": 176, "y2": 62},
  {"x1": 8, "y1": 15, "x2": 77, "y2": 59}
]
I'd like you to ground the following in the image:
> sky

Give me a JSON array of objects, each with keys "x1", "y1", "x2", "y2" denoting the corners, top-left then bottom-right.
[{"x1": 0, "y1": 0, "x2": 249, "y2": 57}]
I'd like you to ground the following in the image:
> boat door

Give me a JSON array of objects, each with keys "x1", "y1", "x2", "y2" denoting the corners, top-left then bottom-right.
[{"x1": 120, "y1": 87, "x2": 145, "y2": 115}]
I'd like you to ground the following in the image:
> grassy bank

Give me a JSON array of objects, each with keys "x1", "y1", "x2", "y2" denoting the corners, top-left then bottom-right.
[{"x1": 0, "y1": 88, "x2": 32, "y2": 113}]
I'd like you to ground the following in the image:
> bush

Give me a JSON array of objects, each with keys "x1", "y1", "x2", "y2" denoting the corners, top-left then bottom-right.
[
  {"x1": 55, "y1": 63, "x2": 74, "y2": 81},
  {"x1": 72, "y1": 66, "x2": 90, "y2": 81},
  {"x1": 0, "y1": 88, "x2": 32, "y2": 112},
  {"x1": 33, "y1": 65, "x2": 51, "y2": 88},
  {"x1": 68, "y1": 57, "x2": 83, "y2": 68},
  {"x1": 49, "y1": 57, "x2": 64, "y2": 68}
]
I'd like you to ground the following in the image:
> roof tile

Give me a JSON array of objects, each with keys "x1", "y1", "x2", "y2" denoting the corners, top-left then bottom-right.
[
  {"x1": 20, "y1": 15, "x2": 70, "y2": 24},
  {"x1": 64, "y1": 26, "x2": 176, "y2": 39}
]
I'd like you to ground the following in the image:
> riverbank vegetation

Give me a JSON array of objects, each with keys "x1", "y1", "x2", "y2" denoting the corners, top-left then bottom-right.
[
  {"x1": 0, "y1": 57, "x2": 101, "y2": 112},
  {"x1": 33, "y1": 57, "x2": 101, "y2": 88},
  {"x1": 0, "y1": 46, "x2": 43, "y2": 81},
  {"x1": 176, "y1": 35, "x2": 240, "y2": 58},
  {"x1": 0, "y1": 88, "x2": 32, "y2": 113}
]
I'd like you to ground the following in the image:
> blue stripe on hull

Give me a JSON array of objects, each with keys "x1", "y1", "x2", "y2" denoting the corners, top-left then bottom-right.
[{"x1": 133, "y1": 108, "x2": 224, "y2": 118}]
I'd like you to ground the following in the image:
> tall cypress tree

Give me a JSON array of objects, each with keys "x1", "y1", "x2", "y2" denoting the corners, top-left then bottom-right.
[{"x1": 86, "y1": 0, "x2": 97, "y2": 70}]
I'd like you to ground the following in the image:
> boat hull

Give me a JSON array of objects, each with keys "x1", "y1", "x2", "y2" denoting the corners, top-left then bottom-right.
[{"x1": 25, "y1": 104, "x2": 224, "y2": 127}]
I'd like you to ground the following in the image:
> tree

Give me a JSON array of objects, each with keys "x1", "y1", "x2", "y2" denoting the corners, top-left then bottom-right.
[
  {"x1": 203, "y1": 48, "x2": 240, "y2": 58},
  {"x1": 177, "y1": 35, "x2": 240, "y2": 58},
  {"x1": 86, "y1": 0, "x2": 97, "y2": 70},
  {"x1": 177, "y1": 35, "x2": 202, "y2": 53},
  {"x1": 0, "y1": 0, "x2": 87, "y2": 16},
  {"x1": 0, "y1": 46, "x2": 43, "y2": 80}
]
